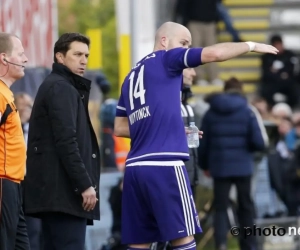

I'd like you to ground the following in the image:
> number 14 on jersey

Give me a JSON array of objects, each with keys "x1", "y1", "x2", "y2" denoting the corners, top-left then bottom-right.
[{"x1": 129, "y1": 65, "x2": 146, "y2": 111}]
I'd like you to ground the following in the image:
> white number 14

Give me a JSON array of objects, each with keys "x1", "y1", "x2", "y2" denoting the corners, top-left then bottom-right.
[{"x1": 129, "y1": 65, "x2": 146, "y2": 110}]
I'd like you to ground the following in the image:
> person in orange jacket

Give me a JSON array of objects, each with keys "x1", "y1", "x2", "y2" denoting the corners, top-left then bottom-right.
[{"x1": 0, "y1": 32, "x2": 30, "y2": 250}]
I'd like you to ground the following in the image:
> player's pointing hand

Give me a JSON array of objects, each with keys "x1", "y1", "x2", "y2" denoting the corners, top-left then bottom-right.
[{"x1": 253, "y1": 43, "x2": 279, "y2": 55}]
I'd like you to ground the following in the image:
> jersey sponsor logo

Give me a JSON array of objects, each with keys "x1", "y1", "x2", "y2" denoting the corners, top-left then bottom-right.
[{"x1": 128, "y1": 106, "x2": 151, "y2": 125}]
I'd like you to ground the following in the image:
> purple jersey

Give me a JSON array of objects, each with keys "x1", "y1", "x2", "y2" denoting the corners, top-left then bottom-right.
[{"x1": 116, "y1": 47, "x2": 203, "y2": 164}]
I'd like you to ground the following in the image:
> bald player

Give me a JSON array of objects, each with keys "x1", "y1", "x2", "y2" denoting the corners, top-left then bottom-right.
[{"x1": 114, "y1": 22, "x2": 278, "y2": 250}]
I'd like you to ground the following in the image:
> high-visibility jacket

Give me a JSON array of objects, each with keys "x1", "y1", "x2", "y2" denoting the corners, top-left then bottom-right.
[
  {"x1": 114, "y1": 136, "x2": 130, "y2": 168},
  {"x1": 0, "y1": 80, "x2": 26, "y2": 183}
]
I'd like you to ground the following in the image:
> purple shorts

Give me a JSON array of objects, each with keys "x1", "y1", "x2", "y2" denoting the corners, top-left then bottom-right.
[{"x1": 121, "y1": 160, "x2": 202, "y2": 244}]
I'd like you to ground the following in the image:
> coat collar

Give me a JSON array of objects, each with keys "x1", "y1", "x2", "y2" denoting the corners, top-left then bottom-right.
[{"x1": 51, "y1": 63, "x2": 91, "y2": 91}]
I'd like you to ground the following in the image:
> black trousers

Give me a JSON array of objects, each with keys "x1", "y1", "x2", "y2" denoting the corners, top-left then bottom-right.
[
  {"x1": 0, "y1": 178, "x2": 30, "y2": 250},
  {"x1": 213, "y1": 176, "x2": 257, "y2": 250},
  {"x1": 25, "y1": 215, "x2": 43, "y2": 250},
  {"x1": 41, "y1": 212, "x2": 87, "y2": 250}
]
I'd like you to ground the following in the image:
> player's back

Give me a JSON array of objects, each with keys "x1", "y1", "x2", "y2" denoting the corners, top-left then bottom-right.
[
  {"x1": 117, "y1": 50, "x2": 189, "y2": 164},
  {"x1": 117, "y1": 47, "x2": 204, "y2": 245}
]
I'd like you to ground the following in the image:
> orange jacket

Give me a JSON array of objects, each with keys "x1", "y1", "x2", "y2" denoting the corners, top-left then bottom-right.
[
  {"x1": 0, "y1": 80, "x2": 26, "y2": 183},
  {"x1": 114, "y1": 136, "x2": 130, "y2": 168}
]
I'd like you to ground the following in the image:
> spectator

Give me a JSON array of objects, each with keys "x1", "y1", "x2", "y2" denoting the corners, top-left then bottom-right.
[
  {"x1": 277, "y1": 118, "x2": 293, "y2": 152},
  {"x1": 175, "y1": 0, "x2": 223, "y2": 85},
  {"x1": 100, "y1": 98, "x2": 118, "y2": 169},
  {"x1": 96, "y1": 72, "x2": 116, "y2": 169},
  {"x1": 282, "y1": 122, "x2": 300, "y2": 216},
  {"x1": 267, "y1": 117, "x2": 293, "y2": 201},
  {"x1": 97, "y1": 74, "x2": 129, "y2": 171},
  {"x1": 251, "y1": 96, "x2": 273, "y2": 121},
  {"x1": 260, "y1": 34, "x2": 300, "y2": 108},
  {"x1": 271, "y1": 102, "x2": 293, "y2": 124},
  {"x1": 14, "y1": 92, "x2": 33, "y2": 143},
  {"x1": 95, "y1": 71, "x2": 111, "y2": 97},
  {"x1": 108, "y1": 178, "x2": 126, "y2": 250},
  {"x1": 15, "y1": 93, "x2": 43, "y2": 250},
  {"x1": 284, "y1": 111, "x2": 300, "y2": 151},
  {"x1": 198, "y1": 77, "x2": 269, "y2": 250},
  {"x1": 216, "y1": 0, "x2": 243, "y2": 42},
  {"x1": 101, "y1": 178, "x2": 126, "y2": 250}
]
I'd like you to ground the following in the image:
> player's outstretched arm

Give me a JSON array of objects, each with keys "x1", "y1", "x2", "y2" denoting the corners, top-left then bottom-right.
[
  {"x1": 201, "y1": 42, "x2": 278, "y2": 64},
  {"x1": 114, "y1": 117, "x2": 130, "y2": 138}
]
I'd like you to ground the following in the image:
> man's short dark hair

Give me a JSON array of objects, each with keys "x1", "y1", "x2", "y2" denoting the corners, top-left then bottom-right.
[
  {"x1": 0, "y1": 32, "x2": 14, "y2": 55},
  {"x1": 53, "y1": 33, "x2": 90, "y2": 63},
  {"x1": 224, "y1": 77, "x2": 243, "y2": 92},
  {"x1": 270, "y1": 34, "x2": 282, "y2": 45}
]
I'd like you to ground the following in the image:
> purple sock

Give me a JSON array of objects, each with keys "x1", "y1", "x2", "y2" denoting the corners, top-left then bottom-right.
[{"x1": 171, "y1": 239, "x2": 196, "y2": 250}]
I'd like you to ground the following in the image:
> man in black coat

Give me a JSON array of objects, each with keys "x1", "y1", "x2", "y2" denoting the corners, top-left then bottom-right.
[{"x1": 24, "y1": 33, "x2": 101, "y2": 250}]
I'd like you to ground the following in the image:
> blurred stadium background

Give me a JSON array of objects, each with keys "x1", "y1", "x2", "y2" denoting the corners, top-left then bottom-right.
[{"x1": 1, "y1": 0, "x2": 300, "y2": 249}]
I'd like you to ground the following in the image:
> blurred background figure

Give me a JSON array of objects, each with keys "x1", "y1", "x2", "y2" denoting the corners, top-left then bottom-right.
[
  {"x1": 107, "y1": 178, "x2": 125, "y2": 250},
  {"x1": 3, "y1": 0, "x2": 300, "y2": 249},
  {"x1": 271, "y1": 102, "x2": 293, "y2": 124},
  {"x1": 100, "y1": 178, "x2": 125, "y2": 250},
  {"x1": 96, "y1": 73, "x2": 129, "y2": 172},
  {"x1": 15, "y1": 92, "x2": 43, "y2": 250},
  {"x1": 260, "y1": 34, "x2": 300, "y2": 109},
  {"x1": 216, "y1": 0, "x2": 243, "y2": 43},
  {"x1": 251, "y1": 96, "x2": 274, "y2": 122},
  {"x1": 267, "y1": 116, "x2": 293, "y2": 215},
  {"x1": 198, "y1": 77, "x2": 268, "y2": 250},
  {"x1": 14, "y1": 93, "x2": 33, "y2": 143},
  {"x1": 181, "y1": 68, "x2": 200, "y2": 198},
  {"x1": 96, "y1": 73, "x2": 117, "y2": 169},
  {"x1": 284, "y1": 118, "x2": 300, "y2": 216},
  {"x1": 175, "y1": 0, "x2": 223, "y2": 86},
  {"x1": 285, "y1": 111, "x2": 300, "y2": 152}
]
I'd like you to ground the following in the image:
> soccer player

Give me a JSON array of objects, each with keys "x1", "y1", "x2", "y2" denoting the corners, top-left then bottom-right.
[{"x1": 114, "y1": 21, "x2": 278, "y2": 250}]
